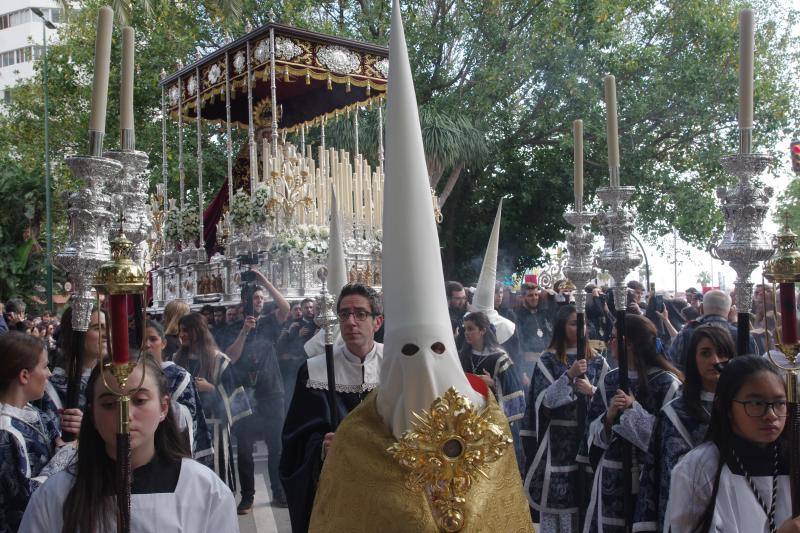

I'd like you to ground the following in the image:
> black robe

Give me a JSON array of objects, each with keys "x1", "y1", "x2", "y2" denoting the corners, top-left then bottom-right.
[{"x1": 279, "y1": 363, "x2": 369, "y2": 533}]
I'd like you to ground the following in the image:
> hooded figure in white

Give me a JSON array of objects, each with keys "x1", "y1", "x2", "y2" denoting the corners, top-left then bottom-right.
[
  {"x1": 373, "y1": 0, "x2": 484, "y2": 441},
  {"x1": 304, "y1": 187, "x2": 347, "y2": 357},
  {"x1": 307, "y1": 3, "x2": 534, "y2": 530},
  {"x1": 467, "y1": 199, "x2": 516, "y2": 344}
]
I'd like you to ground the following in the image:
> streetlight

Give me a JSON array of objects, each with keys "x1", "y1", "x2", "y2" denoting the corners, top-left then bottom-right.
[{"x1": 32, "y1": 7, "x2": 56, "y2": 313}]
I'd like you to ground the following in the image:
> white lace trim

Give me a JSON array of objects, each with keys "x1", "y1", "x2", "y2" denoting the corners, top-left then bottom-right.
[{"x1": 306, "y1": 379, "x2": 378, "y2": 394}]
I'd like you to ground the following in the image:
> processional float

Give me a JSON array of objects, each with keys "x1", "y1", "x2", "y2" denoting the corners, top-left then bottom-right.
[{"x1": 150, "y1": 19, "x2": 392, "y2": 312}]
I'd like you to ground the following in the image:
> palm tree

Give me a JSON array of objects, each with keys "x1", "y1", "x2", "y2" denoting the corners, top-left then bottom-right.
[{"x1": 420, "y1": 106, "x2": 487, "y2": 208}]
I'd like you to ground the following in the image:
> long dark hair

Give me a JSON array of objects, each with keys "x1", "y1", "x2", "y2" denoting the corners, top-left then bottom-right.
[
  {"x1": 547, "y1": 305, "x2": 590, "y2": 364},
  {"x1": 174, "y1": 312, "x2": 219, "y2": 382},
  {"x1": 623, "y1": 314, "x2": 683, "y2": 404},
  {"x1": 683, "y1": 326, "x2": 735, "y2": 422},
  {"x1": 59, "y1": 306, "x2": 108, "y2": 375},
  {"x1": 694, "y1": 356, "x2": 786, "y2": 532},
  {"x1": 61, "y1": 355, "x2": 190, "y2": 533},
  {"x1": 461, "y1": 312, "x2": 501, "y2": 353}
]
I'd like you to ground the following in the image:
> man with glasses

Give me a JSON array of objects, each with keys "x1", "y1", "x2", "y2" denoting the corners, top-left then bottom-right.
[{"x1": 280, "y1": 283, "x2": 384, "y2": 533}]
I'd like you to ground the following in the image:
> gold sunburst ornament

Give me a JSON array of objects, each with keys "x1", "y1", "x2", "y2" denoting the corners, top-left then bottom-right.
[{"x1": 387, "y1": 387, "x2": 511, "y2": 532}]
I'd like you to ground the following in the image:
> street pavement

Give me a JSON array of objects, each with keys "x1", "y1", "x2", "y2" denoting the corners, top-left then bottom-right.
[{"x1": 236, "y1": 441, "x2": 292, "y2": 533}]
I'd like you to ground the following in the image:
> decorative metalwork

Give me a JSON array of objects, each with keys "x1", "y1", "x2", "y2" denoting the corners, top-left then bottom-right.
[
  {"x1": 275, "y1": 37, "x2": 302, "y2": 60},
  {"x1": 168, "y1": 85, "x2": 180, "y2": 106},
  {"x1": 387, "y1": 387, "x2": 512, "y2": 533},
  {"x1": 563, "y1": 211, "x2": 596, "y2": 311},
  {"x1": 103, "y1": 149, "x2": 151, "y2": 266},
  {"x1": 55, "y1": 155, "x2": 122, "y2": 330},
  {"x1": 709, "y1": 145, "x2": 774, "y2": 313},
  {"x1": 233, "y1": 51, "x2": 246, "y2": 73},
  {"x1": 207, "y1": 63, "x2": 222, "y2": 85},
  {"x1": 186, "y1": 75, "x2": 197, "y2": 96},
  {"x1": 375, "y1": 58, "x2": 389, "y2": 78},
  {"x1": 595, "y1": 186, "x2": 642, "y2": 310},
  {"x1": 254, "y1": 39, "x2": 269, "y2": 64},
  {"x1": 317, "y1": 45, "x2": 360, "y2": 75}
]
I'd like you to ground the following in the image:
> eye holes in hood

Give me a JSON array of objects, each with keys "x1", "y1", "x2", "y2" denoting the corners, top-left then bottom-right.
[
  {"x1": 400, "y1": 342, "x2": 447, "y2": 356},
  {"x1": 401, "y1": 343, "x2": 419, "y2": 356}
]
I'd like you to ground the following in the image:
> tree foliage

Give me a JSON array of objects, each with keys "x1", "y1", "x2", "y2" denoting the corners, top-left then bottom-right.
[{"x1": 2, "y1": 0, "x2": 798, "y2": 297}]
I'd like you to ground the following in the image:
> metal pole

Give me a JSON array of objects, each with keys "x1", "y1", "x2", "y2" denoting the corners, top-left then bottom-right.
[
  {"x1": 673, "y1": 229, "x2": 678, "y2": 294},
  {"x1": 196, "y1": 66, "x2": 204, "y2": 249},
  {"x1": 631, "y1": 233, "x2": 650, "y2": 295},
  {"x1": 42, "y1": 21, "x2": 53, "y2": 312},
  {"x1": 269, "y1": 26, "x2": 278, "y2": 158},
  {"x1": 225, "y1": 52, "x2": 233, "y2": 201}
]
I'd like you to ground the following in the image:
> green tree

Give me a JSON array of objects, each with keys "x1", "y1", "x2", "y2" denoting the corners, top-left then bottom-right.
[{"x1": 3, "y1": 0, "x2": 799, "y2": 294}]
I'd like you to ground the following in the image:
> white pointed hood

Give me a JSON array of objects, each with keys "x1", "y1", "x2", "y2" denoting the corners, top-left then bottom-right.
[
  {"x1": 376, "y1": 0, "x2": 484, "y2": 440},
  {"x1": 305, "y1": 187, "x2": 347, "y2": 356},
  {"x1": 468, "y1": 200, "x2": 515, "y2": 344}
]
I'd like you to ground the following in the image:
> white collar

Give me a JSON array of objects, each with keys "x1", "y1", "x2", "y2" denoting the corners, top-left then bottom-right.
[
  {"x1": 701, "y1": 391, "x2": 715, "y2": 401},
  {"x1": 0, "y1": 402, "x2": 41, "y2": 425},
  {"x1": 307, "y1": 342, "x2": 384, "y2": 393}
]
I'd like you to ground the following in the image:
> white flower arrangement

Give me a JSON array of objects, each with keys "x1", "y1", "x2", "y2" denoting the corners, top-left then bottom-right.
[
  {"x1": 230, "y1": 186, "x2": 273, "y2": 227},
  {"x1": 162, "y1": 205, "x2": 201, "y2": 245},
  {"x1": 270, "y1": 224, "x2": 330, "y2": 259}
]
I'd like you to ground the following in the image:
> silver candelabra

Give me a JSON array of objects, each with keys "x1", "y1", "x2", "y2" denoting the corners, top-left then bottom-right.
[
  {"x1": 563, "y1": 210, "x2": 596, "y2": 312},
  {"x1": 709, "y1": 129, "x2": 773, "y2": 315},
  {"x1": 54, "y1": 155, "x2": 122, "y2": 330},
  {"x1": 595, "y1": 186, "x2": 642, "y2": 310}
]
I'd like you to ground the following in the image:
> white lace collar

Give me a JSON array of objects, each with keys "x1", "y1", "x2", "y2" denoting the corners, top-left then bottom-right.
[
  {"x1": 0, "y1": 402, "x2": 41, "y2": 425},
  {"x1": 307, "y1": 342, "x2": 384, "y2": 393}
]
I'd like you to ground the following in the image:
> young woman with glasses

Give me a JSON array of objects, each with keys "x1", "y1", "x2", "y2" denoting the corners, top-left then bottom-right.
[{"x1": 668, "y1": 355, "x2": 800, "y2": 532}]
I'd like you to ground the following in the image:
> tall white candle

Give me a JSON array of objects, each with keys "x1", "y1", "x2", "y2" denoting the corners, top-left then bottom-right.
[
  {"x1": 89, "y1": 6, "x2": 114, "y2": 134},
  {"x1": 573, "y1": 119, "x2": 583, "y2": 211},
  {"x1": 604, "y1": 74, "x2": 620, "y2": 179},
  {"x1": 739, "y1": 9, "x2": 755, "y2": 129},
  {"x1": 120, "y1": 26, "x2": 135, "y2": 132}
]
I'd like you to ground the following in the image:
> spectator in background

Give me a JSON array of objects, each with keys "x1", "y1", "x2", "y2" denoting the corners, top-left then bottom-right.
[
  {"x1": 446, "y1": 281, "x2": 468, "y2": 349},
  {"x1": 0, "y1": 302, "x2": 6, "y2": 334},
  {"x1": 495, "y1": 284, "x2": 521, "y2": 365},
  {"x1": 162, "y1": 300, "x2": 191, "y2": 361},
  {"x1": 668, "y1": 289, "x2": 756, "y2": 370},
  {"x1": 4, "y1": 299, "x2": 27, "y2": 332},
  {"x1": 277, "y1": 299, "x2": 319, "y2": 409},
  {"x1": 627, "y1": 280, "x2": 646, "y2": 312},
  {"x1": 515, "y1": 283, "x2": 554, "y2": 385},
  {"x1": 585, "y1": 284, "x2": 614, "y2": 342},
  {"x1": 680, "y1": 304, "x2": 701, "y2": 323},
  {"x1": 200, "y1": 305, "x2": 215, "y2": 329}
]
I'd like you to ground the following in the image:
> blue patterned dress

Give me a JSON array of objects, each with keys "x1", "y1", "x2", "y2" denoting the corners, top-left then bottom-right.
[
  {"x1": 0, "y1": 403, "x2": 60, "y2": 533},
  {"x1": 161, "y1": 361, "x2": 214, "y2": 467},
  {"x1": 633, "y1": 393, "x2": 712, "y2": 532},
  {"x1": 583, "y1": 368, "x2": 681, "y2": 533},
  {"x1": 523, "y1": 350, "x2": 609, "y2": 523},
  {"x1": 45, "y1": 367, "x2": 91, "y2": 414}
]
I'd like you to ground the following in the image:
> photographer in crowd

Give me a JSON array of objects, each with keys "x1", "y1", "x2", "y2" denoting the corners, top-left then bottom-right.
[{"x1": 226, "y1": 268, "x2": 290, "y2": 513}]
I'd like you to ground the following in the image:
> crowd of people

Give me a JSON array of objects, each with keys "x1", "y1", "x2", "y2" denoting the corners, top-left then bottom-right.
[{"x1": 2, "y1": 273, "x2": 798, "y2": 532}]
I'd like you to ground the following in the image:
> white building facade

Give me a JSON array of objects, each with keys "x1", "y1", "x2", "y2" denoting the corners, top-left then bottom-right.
[{"x1": 0, "y1": 0, "x2": 61, "y2": 103}]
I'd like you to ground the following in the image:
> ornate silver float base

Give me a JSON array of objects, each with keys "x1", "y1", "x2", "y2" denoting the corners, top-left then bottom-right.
[{"x1": 563, "y1": 210, "x2": 596, "y2": 311}]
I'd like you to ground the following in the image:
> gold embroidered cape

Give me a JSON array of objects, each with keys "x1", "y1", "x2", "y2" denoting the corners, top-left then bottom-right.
[{"x1": 308, "y1": 390, "x2": 535, "y2": 533}]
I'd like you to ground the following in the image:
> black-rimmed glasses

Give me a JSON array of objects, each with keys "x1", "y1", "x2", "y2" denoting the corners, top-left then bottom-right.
[{"x1": 733, "y1": 399, "x2": 788, "y2": 418}]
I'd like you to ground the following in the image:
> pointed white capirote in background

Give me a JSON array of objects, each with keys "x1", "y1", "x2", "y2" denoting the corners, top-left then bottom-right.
[
  {"x1": 305, "y1": 186, "x2": 347, "y2": 356},
  {"x1": 468, "y1": 199, "x2": 516, "y2": 344},
  {"x1": 376, "y1": 0, "x2": 484, "y2": 440}
]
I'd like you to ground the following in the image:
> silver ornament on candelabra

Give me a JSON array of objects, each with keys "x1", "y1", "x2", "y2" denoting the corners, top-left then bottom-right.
[
  {"x1": 563, "y1": 210, "x2": 596, "y2": 311},
  {"x1": 595, "y1": 186, "x2": 642, "y2": 310},
  {"x1": 708, "y1": 131, "x2": 773, "y2": 314},
  {"x1": 54, "y1": 155, "x2": 122, "y2": 330},
  {"x1": 314, "y1": 267, "x2": 339, "y2": 343},
  {"x1": 104, "y1": 139, "x2": 151, "y2": 267}
]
